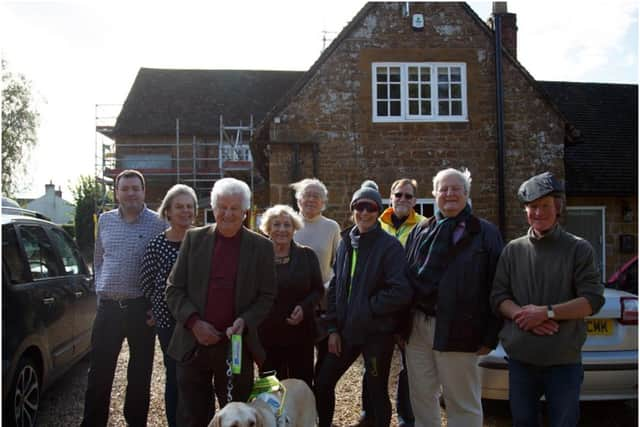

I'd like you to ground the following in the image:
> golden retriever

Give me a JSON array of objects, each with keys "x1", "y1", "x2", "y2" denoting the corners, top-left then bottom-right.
[{"x1": 209, "y1": 378, "x2": 317, "y2": 427}]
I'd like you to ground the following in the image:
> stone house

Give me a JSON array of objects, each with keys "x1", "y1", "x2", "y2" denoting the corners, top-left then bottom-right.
[
  {"x1": 254, "y1": 2, "x2": 560, "y2": 234},
  {"x1": 251, "y1": 2, "x2": 636, "y2": 278},
  {"x1": 102, "y1": 2, "x2": 637, "y2": 278}
]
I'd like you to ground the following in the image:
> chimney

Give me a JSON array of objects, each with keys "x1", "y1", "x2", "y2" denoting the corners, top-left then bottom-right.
[
  {"x1": 55, "y1": 186, "x2": 62, "y2": 198},
  {"x1": 45, "y1": 181, "x2": 55, "y2": 197},
  {"x1": 489, "y1": 2, "x2": 517, "y2": 58}
]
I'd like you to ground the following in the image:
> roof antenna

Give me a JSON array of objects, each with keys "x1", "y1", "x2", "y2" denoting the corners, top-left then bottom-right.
[{"x1": 322, "y1": 30, "x2": 337, "y2": 51}]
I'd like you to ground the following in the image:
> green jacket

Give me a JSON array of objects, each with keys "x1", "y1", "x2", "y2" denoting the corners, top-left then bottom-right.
[{"x1": 166, "y1": 225, "x2": 276, "y2": 364}]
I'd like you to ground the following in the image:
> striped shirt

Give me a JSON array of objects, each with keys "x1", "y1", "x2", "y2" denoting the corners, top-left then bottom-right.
[{"x1": 94, "y1": 206, "x2": 167, "y2": 300}]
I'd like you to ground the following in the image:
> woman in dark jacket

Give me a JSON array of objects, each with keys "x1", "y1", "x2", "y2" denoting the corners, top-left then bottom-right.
[
  {"x1": 258, "y1": 204, "x2": 324, "y2": 387},
  {"x1": 315, "y1": 181, "x2": 412, "y2": 427}
]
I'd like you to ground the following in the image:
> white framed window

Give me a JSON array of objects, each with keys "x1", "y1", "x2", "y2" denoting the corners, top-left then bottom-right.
[{"x1": 372, "y1": 62, "x2": 468, "y2": 122}]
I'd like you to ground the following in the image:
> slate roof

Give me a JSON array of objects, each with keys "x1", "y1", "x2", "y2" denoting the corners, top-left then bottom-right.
[
  {"x1": 112, "y1": 68, "x2": 304, "y2": 137},
  {"x1": 539, "y1": 81, "x2": 638, "y2": 196}
]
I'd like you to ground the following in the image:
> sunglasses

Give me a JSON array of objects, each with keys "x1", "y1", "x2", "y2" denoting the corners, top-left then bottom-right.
[
  {"x1": 394, "y1": 192, "x2": 414, "y2": 200},
  {"x1": 353, "y1": 202, "x2": 379, "y2": 213}
]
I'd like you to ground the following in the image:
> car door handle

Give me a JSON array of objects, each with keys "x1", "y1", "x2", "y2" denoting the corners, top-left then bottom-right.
[
  {"x1": 42, "y1": 297, "x2": 55, "y2": 305},
  {"x1": 75, "y1": 291, "x2": 83, "y2": 298}
]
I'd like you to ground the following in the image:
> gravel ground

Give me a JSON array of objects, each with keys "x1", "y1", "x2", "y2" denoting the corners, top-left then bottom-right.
[{"x1": 36, "y1": 339, "x2": 637, "y2": 426}]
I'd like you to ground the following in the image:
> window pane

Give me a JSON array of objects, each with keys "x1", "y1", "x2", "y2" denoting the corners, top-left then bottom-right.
[
  {"x1": 408, "y1": 83, "x2": 418, "y2": 98},
  {"x1": 409, "y1": 100, "x2": 419, "y2": 115},
  {"x1": 390, "y1": 83, "x2": 401, "y2": 99},
  {"x1": 421, "y1": 100, "x2": 431, "y2": 115},
  {"x1": 451, "y1": 83, "x2": 461, "y2": 99},
  {"x1": 438, "y1": 83, "x2": 449, "y2": 98},
  {"x1": 376, "y1": 68, "x2": 387, "y2": 82},
  {"x1": 408, "y1": 67, "x2": 418, "y2": 82},
  {"x1": 2, "y1": 225, "x2": 28, "y2": 284},
  {"x1": 437, "y1": 67, "x2": 449, "y2": 82},
  {"x1": 377, "y1": 84, "x2": 388, "y2": 99},
  {"x1": 439, "y1": 101, "x2": 450, "y2": 116},
  {"x1": 390, "y1": 101, "x2": 401, "y2": 116},
  {"x1": 420, "y1": 67, "x2": 431, "y2": 81},
  {"x1": 421, "y1": 84, "x2": 431, "y2": 98},
  {"x1": 451, "y1": 67, "x2": 462, "y2": 82},
  {"x1": 19, "y1": 225, "x2": 62, "y2": 279},
  {"x1": 377, "y1": 101, "x2": 388, "y2": 116},
  {"x1": 389, "y1": 67, "x2": 401, "y2": 82},
  {"x1": 451, "y1": 101, "x2": 462, "y2": 115},
  {"x1": 49, "y1": 229, "x2": 82, "y2": 275}
]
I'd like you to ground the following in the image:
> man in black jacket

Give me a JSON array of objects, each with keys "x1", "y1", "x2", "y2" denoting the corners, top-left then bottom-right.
[{"x1": 404, "y1": 168, "x2": 503, "y2": 427}]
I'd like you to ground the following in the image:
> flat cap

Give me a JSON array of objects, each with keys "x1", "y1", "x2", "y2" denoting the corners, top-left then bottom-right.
[{"x1": 517, "y1": 172, "x2": 564, "y2": 203}]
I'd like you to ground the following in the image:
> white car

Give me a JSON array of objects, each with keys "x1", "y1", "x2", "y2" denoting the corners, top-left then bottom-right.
[{"x1": 480, "y1": 288, "x2": 638, "y2": 400}]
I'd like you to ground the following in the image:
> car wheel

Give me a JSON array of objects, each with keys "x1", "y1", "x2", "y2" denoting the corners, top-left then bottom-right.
[{"x1": 6, "y1": 356, "x2": 40, "y2": 427}]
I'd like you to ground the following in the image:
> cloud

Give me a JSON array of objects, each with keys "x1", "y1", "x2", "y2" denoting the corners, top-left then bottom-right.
[{"x1": 513, "y1": 0, "x2": 638, "y2": 82}]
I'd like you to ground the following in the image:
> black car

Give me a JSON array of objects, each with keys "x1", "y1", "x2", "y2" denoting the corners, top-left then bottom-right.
[{"x1": 2, "y1": 207, "x2": 96, "y2": 427}]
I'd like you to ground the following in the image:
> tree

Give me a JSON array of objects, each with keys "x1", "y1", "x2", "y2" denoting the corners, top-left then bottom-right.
[
  {"x1": 2, "y1": 59, "x2": 40, "y2": 197},
  {"x1": 72, "y1": 175, "x2": 112, "y2": 264}
]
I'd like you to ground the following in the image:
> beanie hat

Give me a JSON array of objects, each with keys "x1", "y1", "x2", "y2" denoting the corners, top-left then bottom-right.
[
  {"x1": 517, "y1": 172, "x2": 564, "y2": 204},
  {"x1": 350, "y1": 180, "x2": 383, "y2": 212}
]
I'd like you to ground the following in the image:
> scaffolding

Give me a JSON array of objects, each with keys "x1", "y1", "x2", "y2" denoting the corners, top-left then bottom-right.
[{"x1": 95, "y1": 106, "x2": 255, "y2": 216}]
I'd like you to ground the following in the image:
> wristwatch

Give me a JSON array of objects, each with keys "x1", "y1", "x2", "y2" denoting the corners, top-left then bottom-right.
[{"x1": 547, "y1": 304, "x2": 555, "y2": 319}]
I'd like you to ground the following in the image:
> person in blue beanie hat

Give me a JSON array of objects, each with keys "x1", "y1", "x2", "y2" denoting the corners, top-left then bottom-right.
[{"x1": 315, "y1": 180, "x2": 412, "y2": 427}]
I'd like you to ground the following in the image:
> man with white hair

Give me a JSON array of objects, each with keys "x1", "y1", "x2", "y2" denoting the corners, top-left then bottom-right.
[
  {"x1": 403, "y1": 168, "x2": 503, "y2": 427},
  {"x1": 290, "y1": 178, "x2": 341, "y2": 375},
  {"x1": 166, "y1": 178, "x2": 276, "y2": 427}
]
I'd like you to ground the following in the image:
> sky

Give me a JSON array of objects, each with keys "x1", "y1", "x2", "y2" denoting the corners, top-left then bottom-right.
[{"x1": 2, "y1": 0, "x2": 638, "y2": 200}]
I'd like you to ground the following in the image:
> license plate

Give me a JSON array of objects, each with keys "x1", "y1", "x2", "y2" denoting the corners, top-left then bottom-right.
[{"x1": 586, "y1": 319, "x2": 614, "y2": 336}]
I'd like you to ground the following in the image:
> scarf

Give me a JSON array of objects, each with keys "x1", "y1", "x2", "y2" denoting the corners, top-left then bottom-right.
[{"x1": 408, "y1": 204, "x2": 472, "y2": 297}]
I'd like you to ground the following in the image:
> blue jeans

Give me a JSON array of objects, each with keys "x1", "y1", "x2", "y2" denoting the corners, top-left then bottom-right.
[
  {"x1": 81, "y1": 297, "x2": 156, "y2": 427},
  {"x1": 508, "y1": 358, "x2": 583, "y2": 427},
  {"x1": 157, "y1": 326, "x2": 178, "y2": 427}
]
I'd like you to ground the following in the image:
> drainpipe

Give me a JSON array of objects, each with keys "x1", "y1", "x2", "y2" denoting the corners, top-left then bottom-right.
[
  {"x1": 494, "y1": 13, "x2": 506, "y2": 236},
  {"x1": 312, "y1": 143, "x2": 319, "y2": 178}
]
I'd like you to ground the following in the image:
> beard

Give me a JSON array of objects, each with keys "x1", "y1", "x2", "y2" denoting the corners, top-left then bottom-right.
[{"x1": 394, "y1": 205, "x2": 410, "y2": 217}]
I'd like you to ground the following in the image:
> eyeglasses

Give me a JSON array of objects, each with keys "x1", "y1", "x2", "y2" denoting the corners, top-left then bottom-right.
[
  {"x1": 302, "y1": 192, "x2": 322, "y2": 200},
  {"x1": 353, "y1": 202, "x2": 379, "y2": 213},
  {"x1": 394, "y1": 192, "x2": 414, "y2": 200},
  {"x1": 437, "y1": 186, "x2": 464, "y2": 195}
]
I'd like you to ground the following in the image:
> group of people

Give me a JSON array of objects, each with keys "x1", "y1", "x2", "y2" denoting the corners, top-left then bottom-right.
[{"x1": 80, "y1": 167, "x2": 604, "y2": 427}]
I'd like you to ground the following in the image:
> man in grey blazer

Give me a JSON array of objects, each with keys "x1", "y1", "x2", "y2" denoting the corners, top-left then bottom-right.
[{"x1": 166, "y1": 178, "x2": 276, "y2": 427}]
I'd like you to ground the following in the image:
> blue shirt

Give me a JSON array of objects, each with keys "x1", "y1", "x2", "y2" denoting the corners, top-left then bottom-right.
[{"x1": 94, "y1": 206, "x2": 167, "y2": 300}]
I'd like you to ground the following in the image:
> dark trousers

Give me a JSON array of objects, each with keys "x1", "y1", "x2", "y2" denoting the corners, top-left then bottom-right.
[
  {"x1": 262, "y1": 340, "x2": 315, "y2": 388},
  {"x1": 157, "y1": 326, "x2": 178, "y2": 427},
  {"x1": 81, "y1": 297, "x2": 156, "y2": 427},
  {"x1": 362, "y1": 346, "x2": 414, "y2": 425},
  {"x1": 176, "y1": 342, "x2": 253, "y2": 427},
  {"x1": 315, "y1": 336, "x2": 329, "y2": 381},
  {"x1": 508, "y1": 358, "x2": 584, "y2": 427},
  {"x1": 315, "y1": 334, "x2": 395, "y2": 427}
]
